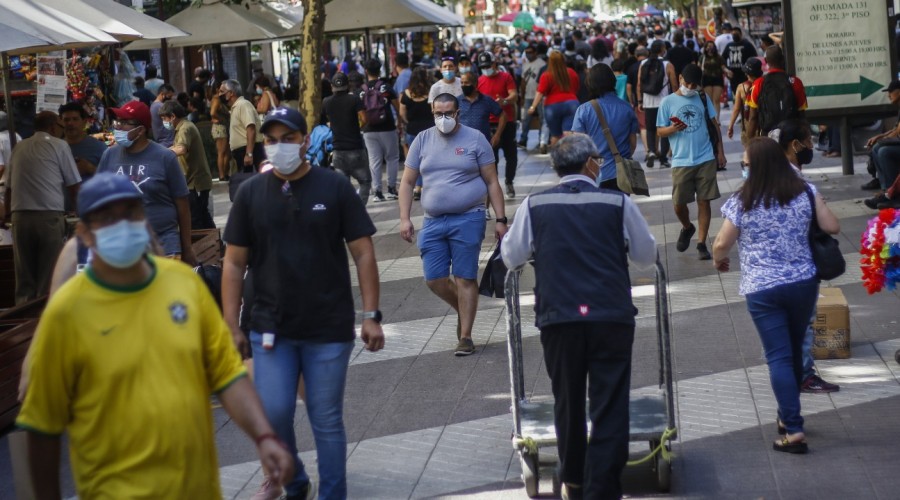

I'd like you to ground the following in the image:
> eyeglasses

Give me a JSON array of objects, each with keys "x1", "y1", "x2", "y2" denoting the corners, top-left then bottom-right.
[
  {"x1": 433, "y1": 111, "x2": 457, "y2": 119},
  {"x1": 113, "y1": 120, "x2": 141, "y2": 130}
]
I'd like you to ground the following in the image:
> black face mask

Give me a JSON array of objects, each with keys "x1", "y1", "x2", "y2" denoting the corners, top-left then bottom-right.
[
  {"x1": 796, "y1": 144, "x2": 814, "y2": 166},
  {"x1": 461, "y1": 85, "x2": 476, "y2": 97}
]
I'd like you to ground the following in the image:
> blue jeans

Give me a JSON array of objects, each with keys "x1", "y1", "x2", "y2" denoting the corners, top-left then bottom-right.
[
  {"x1": 543, "y1": 100, "x2": 579, "y2": 138},
  {"x1": 745, "y1": 278, "x2": 818, "y2": 435},
  {"x1": 251, "y1": 332, "x2": 354, "y2": 499}
]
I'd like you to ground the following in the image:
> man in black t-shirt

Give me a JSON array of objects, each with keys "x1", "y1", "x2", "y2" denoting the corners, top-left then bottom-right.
[
  {"x1": 188, "y1": 68, "x2": 211, "y2": 100},
  {"x1": 665, "y1": 31, "x2": 697, "y2": 78},
  {"x1": 724, "y1": 28, "x2": 758, "y2": 96},
  {"x1": 324, "y1": 72, "x2": 372, "y2": 203},
  {"x1": 361, "y1": 58, "x2": 401, "y2": 202},
  {"x1": 222, "y1": 107, "x2": 384, "y2": 500}
]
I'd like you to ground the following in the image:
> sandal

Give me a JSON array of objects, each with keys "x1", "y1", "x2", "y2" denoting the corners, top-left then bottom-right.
[{"x1": 773, "y1": 436, "x2": 808, "y2": 454}]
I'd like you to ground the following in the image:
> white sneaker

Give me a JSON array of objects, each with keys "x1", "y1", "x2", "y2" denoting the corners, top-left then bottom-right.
[
  {"x1": 251, "y1": 476, "x2": 283, "y2": 500},
  {"x1": 485, "y1": 208, "x2": 492, "y2": 220}
]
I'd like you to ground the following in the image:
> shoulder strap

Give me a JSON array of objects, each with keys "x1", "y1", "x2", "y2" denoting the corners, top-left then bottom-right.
[
  {"x1": 589, "y1": 99, "x2": 623, "y2": 161},
  {"x1": 804, "y1": 185, "x2": 818, "y2": 230}
]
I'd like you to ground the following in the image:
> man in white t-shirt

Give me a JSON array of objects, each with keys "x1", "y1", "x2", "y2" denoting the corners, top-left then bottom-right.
[
  {"x1": 428, "y1": 56, "x2": 463, "y2": 103},
  {"x1": 714, "y1": 22, "x2": 734, "y2": 58},
  {"x1": 0, "y1": 111, "x2": 23, "y2": 210}
]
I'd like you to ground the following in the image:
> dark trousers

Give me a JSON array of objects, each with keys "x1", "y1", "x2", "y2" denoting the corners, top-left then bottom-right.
[
  {"x1": 231, "y1": 142, "x2": 266, "y2": 172},
  {"x1": 190, "y1": 189, "x2": 215, "y2": 230},
  {"x1": 491, "y1": 120, "x2": 518, "y2": 184},
  {"x1": 11, "y1": 211, "x2": 66, "y2": 304},
  {"x1": 643, "y1": 107, "x2": 670, "y2": 159},
  {"x1": 540, "y1": 321, "x2": 634, "y2": 499}
]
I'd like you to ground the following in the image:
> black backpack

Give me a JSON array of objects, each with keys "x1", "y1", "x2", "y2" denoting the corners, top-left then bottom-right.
[
  {"x1": 640, "y1": 57, "x2": 666, "y2": 96},
  {"x1": 360, "y1": 80, "x2": 390, "y2": 127},
  {"x1": 758, "y1": 72, "x2": 798, "y2": 134}
]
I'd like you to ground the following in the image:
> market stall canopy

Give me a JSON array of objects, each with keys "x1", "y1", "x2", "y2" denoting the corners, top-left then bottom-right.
[
  {"x1": 36, "y1": 0, "x2": 189, "y2": 41},
  {"x1": 282, "y1": 0, "x2": 464, "y2": 36},
  {"x1": 124, "y1": 0, "x2": 299, "y2": 50},
  {"x1": 0, "y1": 0, "x2": 119, "y2": 55}
]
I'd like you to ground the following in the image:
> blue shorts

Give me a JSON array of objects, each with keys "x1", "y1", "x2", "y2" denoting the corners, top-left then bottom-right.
[{"x1": 417, "y1": 210, "x2": 486, "y2": 281}]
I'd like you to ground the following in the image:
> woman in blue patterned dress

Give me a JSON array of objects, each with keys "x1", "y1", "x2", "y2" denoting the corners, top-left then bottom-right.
[{"x1": 712, "y1": 137, "x2": 840, "y2": 454}]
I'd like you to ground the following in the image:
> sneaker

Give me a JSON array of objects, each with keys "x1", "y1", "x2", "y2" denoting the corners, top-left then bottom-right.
[
  {"x1": 800, "y1": 374, "x2": 840, "y2": 394},
  {"x1": 539, "y1": 144, "x2": 548, "y2": 155},
  {"x1": 485, "y1": 207, "x2": 492, "y2": 220},
  {"x1": 697, "y1": 242, "x2": 711, "y2": 260},
  {"x1": 251, "y1": 477, "x2": 283, "y2": 500},
  {"x1": 864, "y1": 193, "x2": 889, "y2": 209},
  {"x1": 877, "y1": 198, "x2": 900, "y2": 209},
  {"x1": 660, "y1": 159, "x2": 671, "y2": 168},
  {"x1": 413, "y1": 189, "x2": 421, "y2": 201},
  {"x1": 386, "y1": 187, "x2": 399, "y2": 200},
  {"x1": 517, "y1": 139, "x2": 527, "y2": 149},
  {"x1": 506, "y1": 183, "x2": 516, "y2": 199},
  {"x1": 372, "y1": 190, "x2": 386, "y2": 202},
  {"x1": 646, "y1": 152, "x2": 657, "y2": 168},
  {"x1": 861, "y1": 178, "x2": 881, "y2": 190},
  {"x1": 676, "y1": 224, "x2": 696, "y2": 252},
  {"x1": 455, "y1": 337, "x2": 475, "y2": 356},
  {"x1": 284, "y1": 481, "x2": 317, "y2": 500}
]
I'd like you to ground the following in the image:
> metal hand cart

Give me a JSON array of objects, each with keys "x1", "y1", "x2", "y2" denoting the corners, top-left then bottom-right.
[{"x1": 504, "y1": 259, "x2": 677, "y2": 497}]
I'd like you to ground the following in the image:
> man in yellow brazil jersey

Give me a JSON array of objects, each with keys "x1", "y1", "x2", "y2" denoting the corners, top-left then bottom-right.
[{"x1": 16, "y1": 173, "x2": 294, "y2": 498}]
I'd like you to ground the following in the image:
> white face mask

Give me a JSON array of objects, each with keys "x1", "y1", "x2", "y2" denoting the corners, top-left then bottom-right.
[
  {"x1": 264, "y1": 142, "x2": 303, "y2": 175},
  {"x1": 435, "y1": 115, "x2": 456, "y2": 134},
  {"x1": 680, "y1": 85, "x2": 698, "y2": 97},
  {"x1": 482, "y1": 68, "x2": 496, "y2": 77}
]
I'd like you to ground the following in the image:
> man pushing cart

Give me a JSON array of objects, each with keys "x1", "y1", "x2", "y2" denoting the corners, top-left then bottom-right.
[{"x1": 501, "y1": 133, "x2": 667, "y2": 499}]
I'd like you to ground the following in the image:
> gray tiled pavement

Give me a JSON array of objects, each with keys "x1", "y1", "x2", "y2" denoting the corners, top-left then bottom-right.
[{"x1": 2, "y1": 107, "x2": 900, "y2": 499}]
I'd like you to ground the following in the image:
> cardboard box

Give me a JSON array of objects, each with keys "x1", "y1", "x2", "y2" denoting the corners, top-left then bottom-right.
[{"x1": 812, "y1": 287, "x2": 851, "y2": 359}]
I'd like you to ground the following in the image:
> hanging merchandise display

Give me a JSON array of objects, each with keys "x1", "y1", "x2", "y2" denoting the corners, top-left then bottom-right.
[{"x1": 860, "y1": 208, "x2": 900, "y2": 294}]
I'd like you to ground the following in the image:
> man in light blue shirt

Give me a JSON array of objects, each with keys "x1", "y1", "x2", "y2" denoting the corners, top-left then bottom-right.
[
  {"x1": 393, "y1": 52, "x2": 412, "y2": 96},
  {"x1": 657, "y1": 63, "x2": 725, "y2": 260},
  {"x1": 571, "y1": 64, "x2": 639, "y2": 191}
]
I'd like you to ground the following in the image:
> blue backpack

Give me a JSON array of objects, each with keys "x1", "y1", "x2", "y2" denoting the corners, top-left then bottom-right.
[{"x1": 306, "y1": 124, "x2": 333, "y2": 168}]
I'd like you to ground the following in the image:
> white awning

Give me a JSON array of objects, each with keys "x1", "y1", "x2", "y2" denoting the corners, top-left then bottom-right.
[
  {"x1": 282, "y1": 0, "x2": 464, "y2": 36},
  {"x1": 124, "y1": 0, "x2": 298, "y2": 50},
  {"x1": 0, "y1": 0, "x2": 118, "y2": 55},
  {"x1": 36, "y1": 0, "x2": 189, "y2": 41}
]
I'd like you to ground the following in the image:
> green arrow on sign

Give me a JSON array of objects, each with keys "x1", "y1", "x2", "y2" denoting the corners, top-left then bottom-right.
[{"x1": 806, "y1": 76, "x2": 884, "y2": 100}]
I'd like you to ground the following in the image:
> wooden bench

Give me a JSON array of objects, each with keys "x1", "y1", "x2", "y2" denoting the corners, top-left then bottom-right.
[
  {"x1": 191, "y1": 228, "x2": 223, "y2": 265},
  {"x1": 0, "y1": 245, "x2": 14, "y2": 309},
  {"x1": 0, "y1": 297, "x2": 45, "y2": 432}
]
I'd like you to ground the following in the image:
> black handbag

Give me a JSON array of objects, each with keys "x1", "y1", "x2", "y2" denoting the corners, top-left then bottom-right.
[
  {"x1": 478, "y1": 243, "x2": 508, "y2": 298},
  {"x1": 699, "y1": 92, "x2": 721, "y2": 153},
  {"x1": 805, "y1": 187, "x2": 845, "y2": 280}
]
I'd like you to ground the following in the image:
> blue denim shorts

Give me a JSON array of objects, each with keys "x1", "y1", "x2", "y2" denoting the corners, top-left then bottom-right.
[{"x1": 417, "y1": 210, "x2": 486, "y2": 280}]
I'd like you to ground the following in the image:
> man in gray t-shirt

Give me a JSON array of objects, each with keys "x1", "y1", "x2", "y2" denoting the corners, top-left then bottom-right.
[{"x1": 398, "y1": 93, "x2": 508, "y2": 357}]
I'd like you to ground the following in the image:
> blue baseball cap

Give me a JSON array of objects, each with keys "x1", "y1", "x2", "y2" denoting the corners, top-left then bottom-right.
[
  {"x1": 260, "y1": 107, "x2": 308, "y2": 135},
  {"x1": 77, "y1": 173, "x2": 142, "y2": 218}
]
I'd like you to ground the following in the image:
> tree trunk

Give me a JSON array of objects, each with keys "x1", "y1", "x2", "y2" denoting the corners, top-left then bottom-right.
[{"x1": 299, "y1": 0, "x2": 326, "y2": 124}]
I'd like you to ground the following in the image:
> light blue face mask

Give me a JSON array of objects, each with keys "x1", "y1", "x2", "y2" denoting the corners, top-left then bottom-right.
[
  {"x1": 92, "y1": 220, "x2": 150, "y2": 269},
  {"x1": 482, "y1": 68, "x2": 496, "y2": 77},
  {"x1": 442, "y1": 70, "x2": 456, "y2": 81},
  {"x1": 162, "y1": 120, "x2": 173, "y2": 131},
  {"x1": 741, "y1": 167, "x2": 749, "y2": 180},
  {"x1": 113, "y1": 129, "x2": 134, "y2": 148}
]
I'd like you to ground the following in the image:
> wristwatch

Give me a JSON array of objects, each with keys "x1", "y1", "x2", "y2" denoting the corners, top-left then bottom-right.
[
  {"x1": 495, "y1": 217, "x2": 508, "y2": 224},
  {"x1": 362, "y1": 310, "x2": 383, "y2": 323}
]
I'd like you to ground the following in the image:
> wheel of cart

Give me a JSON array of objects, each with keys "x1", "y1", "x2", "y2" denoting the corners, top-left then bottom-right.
[{"x1": 504, "y1": 258, "x2": 678, "y2": 497}]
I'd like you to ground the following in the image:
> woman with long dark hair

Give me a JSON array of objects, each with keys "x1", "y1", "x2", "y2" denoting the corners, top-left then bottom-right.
[
  {"x1": 713, "y1": 137, "x2": 840, "y2": 454},
  {"x1": 700, "y1": 41, "x2": 730, "y2": 118},
  {"x1": 528, "y1": 51, "x2": 580, "y2": 145}
]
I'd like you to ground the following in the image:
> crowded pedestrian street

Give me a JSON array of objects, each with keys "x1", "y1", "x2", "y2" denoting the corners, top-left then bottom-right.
[{"x1": 4, "y1": 106, "x2": 898, "y2": 499}]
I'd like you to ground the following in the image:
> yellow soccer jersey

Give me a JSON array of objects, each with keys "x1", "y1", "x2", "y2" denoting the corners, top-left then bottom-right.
[{"x1": 17, "y1": 256, "x2": 246, "y2": 499}]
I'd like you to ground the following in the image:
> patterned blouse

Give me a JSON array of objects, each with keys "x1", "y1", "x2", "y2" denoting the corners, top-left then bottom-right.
[{"x1": 721, "y1": 182, "x2": 817, "y2": 295}]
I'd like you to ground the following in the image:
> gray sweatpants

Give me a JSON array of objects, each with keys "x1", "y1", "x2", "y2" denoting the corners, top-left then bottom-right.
[{"x1": 363, "y1": 130, "x2": 399, "y2": 193}]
